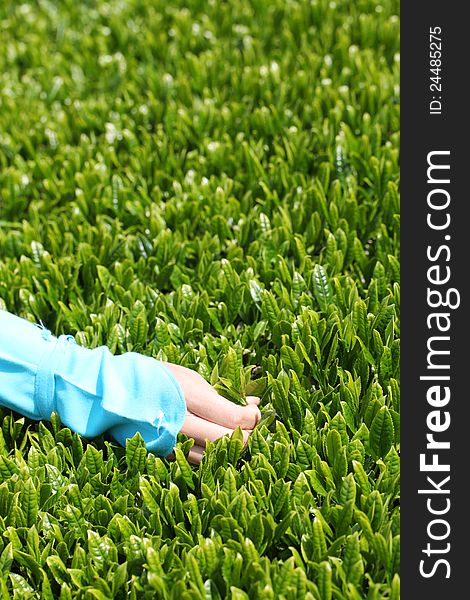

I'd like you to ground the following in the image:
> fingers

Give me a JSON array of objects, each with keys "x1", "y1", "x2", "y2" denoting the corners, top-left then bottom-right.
[
  {"x1": 187, "y1": 389, "x2": 261, "y2": 430},
  {"x1": 160, "y1": 361, "x2": 262, "y2": 429},
  {"x1": 181, "y1": 412, "x2": 253, "y2": 448},
  {"x1": 165, "y1": 445, "x2": 204, "y2": 465},
  {"x1": 167, "y1": 400, "x2": 260, "y2": 464},
  {"x1": 187, "y1": 444, "x2": 204, "y2": 465}
]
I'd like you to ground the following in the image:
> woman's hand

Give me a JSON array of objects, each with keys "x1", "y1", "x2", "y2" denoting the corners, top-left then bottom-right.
[{"x1": 161, "y1": 361, "x2": 261, "y2": 464}]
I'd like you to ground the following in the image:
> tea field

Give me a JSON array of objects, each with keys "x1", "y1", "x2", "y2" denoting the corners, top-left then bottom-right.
[{"x1": 0, "y1": 0, "x2": 400, "y2": 598}]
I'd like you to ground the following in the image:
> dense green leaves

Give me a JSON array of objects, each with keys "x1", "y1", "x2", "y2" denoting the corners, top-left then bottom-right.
[{"x1": 0, "y1": 0, "x2": 399, "y2": 597}]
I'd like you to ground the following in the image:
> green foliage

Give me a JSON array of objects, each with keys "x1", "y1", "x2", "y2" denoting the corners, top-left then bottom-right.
[{"x1": 0, "y1": 0, "x2": 399, "y2": 597}]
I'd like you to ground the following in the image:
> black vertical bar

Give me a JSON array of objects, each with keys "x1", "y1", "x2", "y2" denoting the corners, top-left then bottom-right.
[{"x1": 401, "y1": 2, "x2": 467, "y2": 597}]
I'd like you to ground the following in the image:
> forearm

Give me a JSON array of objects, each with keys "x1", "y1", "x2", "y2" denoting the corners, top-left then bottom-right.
[{"x1": 0, "y1": 310, "x2": 186, "y2": 456}]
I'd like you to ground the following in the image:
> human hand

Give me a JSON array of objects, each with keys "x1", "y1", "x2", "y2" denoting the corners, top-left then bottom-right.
[{"x1": 161, "y1": 361, "x2": 261, "y2": 464}]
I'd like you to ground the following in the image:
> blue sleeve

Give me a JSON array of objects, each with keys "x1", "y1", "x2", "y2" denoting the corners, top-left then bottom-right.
[{"x1": 0, "y1": 309, "x2": 187, "y2": 457}]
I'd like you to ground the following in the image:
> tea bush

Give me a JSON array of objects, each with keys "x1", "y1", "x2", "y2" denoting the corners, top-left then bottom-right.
[{"x1": 0, "y1": 0, "x2": 399, "y2": 598}]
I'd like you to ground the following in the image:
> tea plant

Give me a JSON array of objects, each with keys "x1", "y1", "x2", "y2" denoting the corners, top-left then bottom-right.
[{"x1": 0, "y1": 0, "x2": 399, "y2": 598}]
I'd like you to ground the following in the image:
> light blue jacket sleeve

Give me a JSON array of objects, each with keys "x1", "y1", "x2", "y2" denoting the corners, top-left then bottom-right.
[{"x1": 0, "y1": 309, "x2": 187, "y2": 457}]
